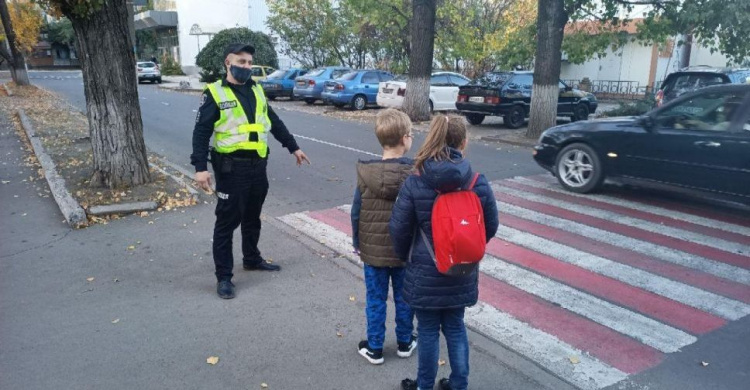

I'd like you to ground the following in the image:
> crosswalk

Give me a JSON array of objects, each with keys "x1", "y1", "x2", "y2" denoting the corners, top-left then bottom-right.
[{"x1": 278, "y1": 174, "x2": 750, "y2": 390}]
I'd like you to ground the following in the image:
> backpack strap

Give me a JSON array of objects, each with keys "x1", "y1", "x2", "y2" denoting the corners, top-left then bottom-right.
[
  {"x1": 466, "y1": 172, "x2": 480, "y2": 190},
  {"x1": 419, "y1": 228, "x2": 437, "y2": 263}
]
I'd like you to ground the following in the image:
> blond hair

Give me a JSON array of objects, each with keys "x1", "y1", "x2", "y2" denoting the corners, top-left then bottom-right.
[
  {"x1": 375, "y1": 108, "x2": 412, "y2": 148},
  {"x1": 414, "y1": 114, "x2": 467, "y2": 172}
]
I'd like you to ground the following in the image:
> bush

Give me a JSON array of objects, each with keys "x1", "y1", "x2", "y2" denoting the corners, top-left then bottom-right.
[
  {"x1": 195, "y1": 28, "x2": 279, "y2": 83},
  {"x1": 600, "y1": 96, "x2": 656, "y2": 117},
  {"x1": 159, "y1": 55, "x2": 184, "y2": 76}
]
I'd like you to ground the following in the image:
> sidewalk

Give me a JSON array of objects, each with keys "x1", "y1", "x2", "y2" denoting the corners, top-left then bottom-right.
[
  {"x1": 159, "y1": 74, "x2": 205, "y2": 92},
  {"x1": 0, "y1": 110, "x2": 561, "y2": 389}
]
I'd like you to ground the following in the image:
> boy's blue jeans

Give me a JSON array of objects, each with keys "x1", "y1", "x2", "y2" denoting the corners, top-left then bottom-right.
[
  {"x1": 415, "y1": 308, "x2": 469, "y2": 390},
  {"x1": 364, "y1": 264, "x2": 413, "y2": 350}
]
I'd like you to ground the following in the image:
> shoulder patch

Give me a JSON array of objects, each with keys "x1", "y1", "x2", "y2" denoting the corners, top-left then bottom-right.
[{"x1": 218, "y1": 101, "x2": 238, "y2": 110}]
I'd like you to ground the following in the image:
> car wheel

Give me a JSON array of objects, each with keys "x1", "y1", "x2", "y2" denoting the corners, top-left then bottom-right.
[
  {"x1": 304, "y1": 98, "x2": 316, "y2": 105},
  {"x1": 351, "y1": 94, "x2": 367, "y2": 111},
  {"x1": 504, "y1": 105, "x2": 525, "y2": 129},
  {"x1": 465, "y1": 113, "x2": 485, "y2": 125},
  {"x1": 554, "y1": 143, "x2": 604, "y2": 193},
  {"x1": 571, "y1": 103, "x2": 590, "y2": 122}
]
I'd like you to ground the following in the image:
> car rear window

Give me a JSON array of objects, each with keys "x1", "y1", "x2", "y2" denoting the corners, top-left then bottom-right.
[
  {"x1": 729, "y1": 71, "x2": 750, "y2": 84},
  {"x1": 138, "y1": 62, "x2": 155, "y2": 68},
  {"x1": 306, "y1": 69, "x2": 326, "y2": 77},
  {"x1": 267, "y1": 70, "x2": 287, "y2": 79},
  {"x1": 337, "y1": 71, "x2": 359, "y2": 81},
  {"x1": 663, "y1": 73, "x2": 729, "y2": 93},
  {"x1": 471, "y1": 72, "x2": 512, "y2": 87}
]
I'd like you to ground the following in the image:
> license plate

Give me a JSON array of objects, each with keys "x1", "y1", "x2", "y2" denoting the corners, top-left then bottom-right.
[
  {"x1": 469, "y1": 96, "x2": 484, "y2": 103},
  {"x1": 296, "y1": 81, "x2": 306, "y2": 87},
  {"x1": 326, "y1": 85, "x2": 334, "y2": 90},
  {"x1": 383, "y1": 88, "x2": 393, "y2": 94}
]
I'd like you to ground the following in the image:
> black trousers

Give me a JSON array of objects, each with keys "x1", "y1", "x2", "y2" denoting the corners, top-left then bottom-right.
[{"x1": 212, "y1": 158, "x2": 269, "y2": 281}]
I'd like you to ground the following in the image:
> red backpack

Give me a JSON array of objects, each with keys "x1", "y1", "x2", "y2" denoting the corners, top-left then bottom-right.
[{"x1": 421, "y1": 172, "x2": 486, "y2": 276}]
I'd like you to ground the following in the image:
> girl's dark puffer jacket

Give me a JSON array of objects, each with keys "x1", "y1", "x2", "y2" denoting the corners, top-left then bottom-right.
[{"x1": 389, "y1": 148, "x2": 499, "y2": 310}]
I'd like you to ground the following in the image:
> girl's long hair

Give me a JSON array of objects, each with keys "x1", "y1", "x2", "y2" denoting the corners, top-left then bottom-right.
[{"x1": 414, "y1": 114, "x2": 468, "y2": 172}]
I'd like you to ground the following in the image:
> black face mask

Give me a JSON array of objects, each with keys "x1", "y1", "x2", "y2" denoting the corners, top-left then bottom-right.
[{"x1": 229, "y1": 65, "x2": 252, "y2": 84}]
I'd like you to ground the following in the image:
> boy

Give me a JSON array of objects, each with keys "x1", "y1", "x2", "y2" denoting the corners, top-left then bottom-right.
[{"x1": 351, "y1": 108, "x2": 417, "y2": 365}]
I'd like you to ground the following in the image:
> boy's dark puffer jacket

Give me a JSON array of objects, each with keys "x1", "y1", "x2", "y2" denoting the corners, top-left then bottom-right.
[{"x1": 389, "y1": 148, "x2": 499, "y2": 310}]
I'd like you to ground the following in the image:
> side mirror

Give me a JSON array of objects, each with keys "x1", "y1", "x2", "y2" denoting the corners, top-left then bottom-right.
[
  {"x1": 565, "y1": 85, "x2": 573, "y2": 92},
  {"x1": 637, "y1": 115, "x2": 654, "y2": 130}
]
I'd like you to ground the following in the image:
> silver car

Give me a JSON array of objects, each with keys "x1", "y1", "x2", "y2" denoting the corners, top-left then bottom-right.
[{"x1": 137, "y1": 61, "x2": 162, "y2": 84}]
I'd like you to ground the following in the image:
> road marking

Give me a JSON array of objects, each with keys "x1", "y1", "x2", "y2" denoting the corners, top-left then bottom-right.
[
  {"x1": 466, "y1": 302, "x2": 628, "y2": 390},
  {"x1": 494, "y1": 183, "x2": 750, "y2": 256},
  {"x1": 496, "y1": 200, "x2": 750, "y2": 284},
  {"x1": 292, "y1": 134, "x2": 381, "y2": 158}
]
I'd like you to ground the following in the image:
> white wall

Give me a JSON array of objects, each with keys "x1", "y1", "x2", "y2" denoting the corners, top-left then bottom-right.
[{"x1": 176, "y1": 0, "x2": 250, "y2": 72}]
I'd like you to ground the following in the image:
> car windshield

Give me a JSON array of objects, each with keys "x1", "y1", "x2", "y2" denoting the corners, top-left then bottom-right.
[
  {"x1": 471, "y1": 72, "x2": 512, "y2": 87},
  {"x1": 306, "y1": 69, "x2": 326, "y2": 77},
  {"x1": 337, "y1": 71, "x2": 359, "y2": 81},
  {"x1": 138, "y1": 62, "x2": 155, "y2": 68},
  {"x1": 267, "y1": 70, "x2": 287, "y2": 79},
  {"x1": 394, "y1": 75, "x2": 408, "y2": 82}
]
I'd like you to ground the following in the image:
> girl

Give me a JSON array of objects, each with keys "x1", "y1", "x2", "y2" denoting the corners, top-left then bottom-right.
[{"x1": 389, "y1": 114, "x2": 499, "y2": 390}]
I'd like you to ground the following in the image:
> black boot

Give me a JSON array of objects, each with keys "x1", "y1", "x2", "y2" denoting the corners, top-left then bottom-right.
[{"x1": 217, "y1": 280, "x2": 235, "y2": 299}]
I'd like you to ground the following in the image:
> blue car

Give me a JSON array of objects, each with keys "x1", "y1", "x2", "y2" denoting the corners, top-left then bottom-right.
[
  {"x1": 258, "y1": 68, "x2": 308, "y2": 100},
  {"x1": 293, "y1": 66, "x2": 351, "y2": 104},
  {"x1": 321, "y1": 70, "x2": 394, "y2": 110}
]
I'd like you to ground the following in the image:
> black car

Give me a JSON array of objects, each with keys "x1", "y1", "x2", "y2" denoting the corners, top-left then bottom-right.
[
  {"x1": 456, "y1": 71, "x2": 598, "y2": 129},
  {"x1": 533, "y1": 84, "x2": 750, "y2": 199},
  {"x1": 656, "y1": 66, "x2": 750, "y2": 107}
]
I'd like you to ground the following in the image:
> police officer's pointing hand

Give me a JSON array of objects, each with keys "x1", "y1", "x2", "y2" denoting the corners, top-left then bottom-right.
[{"x1": 294, "y1": 149, "x2": 311, "y2": 166}]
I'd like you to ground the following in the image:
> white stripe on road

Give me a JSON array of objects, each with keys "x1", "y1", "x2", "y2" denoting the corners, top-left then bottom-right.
[
  {"x1": 292, "y1": 134, "x2": 381, "y2": 158},
  {"x1": 496, "y1": 201, "x2": 750, "y2": 285},
  {"x1": 511, "y1": 176, "x2": 750, "y2": 236},
  {"x1": 278, "y1": 212, "x2": 360, "y2": 264},
  {"x1": 479, "y1": 256, "x2": 697, "y2": 353},
  {"x1": 466, "y1": 302, "x2": 627, "y2": 390},
  {"x1": 497, "y1": 225, "x2": 750, "y2": 320},
  {"x1": 493, "y1": 183, "x2": 750, "y2": 256}
]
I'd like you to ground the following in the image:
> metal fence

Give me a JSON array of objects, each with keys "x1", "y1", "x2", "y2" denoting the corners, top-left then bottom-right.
[{"x1": 562, "y1": 79, "x2": 660, "y2": 101}]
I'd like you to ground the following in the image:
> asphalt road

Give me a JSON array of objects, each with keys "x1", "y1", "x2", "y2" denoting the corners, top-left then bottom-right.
[{"x1": 3, "y1": 71, "x2": 748, "y2": 390}]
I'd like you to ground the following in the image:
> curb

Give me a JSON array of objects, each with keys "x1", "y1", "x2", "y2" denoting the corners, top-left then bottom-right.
[
  {"x1": 479, "y1": 136, "x2": 536, "y2": 148},
  {"x1": 149, "y1": 161, "x2": 199, "y2": 203},
  {"x1": 16, "y1": 109, "x2": 87, "y2": 227}
]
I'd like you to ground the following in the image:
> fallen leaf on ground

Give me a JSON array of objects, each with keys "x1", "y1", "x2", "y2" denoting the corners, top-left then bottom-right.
[
  {"x1": 701, "y1": 361, "x2": 709, "y2": 367},
  {"x1": 438, "y1": 359, "x2": 446, "y2": 366},
  {"x1": 261, "y1": 383, "x2": 268, "y2": 388},
  {"x1": 113, "y1": 278, "x2": 119, "y2": 283},
  {"x1": 127, "y1": 245, "x2": 135, "y2": 250},
  {"x1": 336, "y1": 331, "x2": 343, "y2": 338},
  {"x1": 206, "y1": 356, "x2": 219, "y2": 365},
  {"x1": 569, "y1": 356, "x2": 580, "y2": 364},
  {"x1": 111, "y1": 318, "x2": 120, "y2": 324},
  {"x1": 349, "y1": 295, "x2": 356, "y2": 302},
  {"x1": 86, "y1": 277, "x2": 95, "y2": 282}
]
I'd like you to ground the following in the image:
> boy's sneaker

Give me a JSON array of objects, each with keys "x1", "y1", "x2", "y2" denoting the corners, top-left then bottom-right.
[
  {"x1": 438, "y1": 378, "x2": 453, "y2": 390},
  {"x1": 400, "y1": 378, "x2": 418, "y2": 390},
  {"x1": 358, "y1": 340, "x2": 384, "y2": 365},
  {"x1": 397, "y1": 335, "x2": 418, "y2": 358}
]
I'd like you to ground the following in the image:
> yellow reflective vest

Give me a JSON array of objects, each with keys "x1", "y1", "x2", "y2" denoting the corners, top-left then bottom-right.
[{"x1": 205, "y1": 80, "x2": 272, "y2": 156}]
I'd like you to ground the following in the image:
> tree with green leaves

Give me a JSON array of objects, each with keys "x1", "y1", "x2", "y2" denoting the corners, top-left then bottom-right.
[
  {"x1": 36, "y1": 0, "x2": 150, "y2": 188},
  {"x1": 195, "y1": 28, "x2": 278, "y2": 83},
  {"x1": 0, "y1": 0, "x2": 34, "y2": 85},
  {"x1": 266, "y1": 0, "x2": 340, "y2": 69},
  {"x1": 526, "y1": 0, "x2": 750, "y2": 139},
  {"x1": 46, "y1": 17, "x2": 75, "y2": 46}
]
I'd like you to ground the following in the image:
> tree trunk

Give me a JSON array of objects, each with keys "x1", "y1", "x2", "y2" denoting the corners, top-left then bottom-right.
[
  {"x1": 62, "y1": 0, "x2": 151, "y2": 188},
  {"x1": 403, "y1": 0, "x2": 436, "y2": 122},
  {"x1": 0, "y1": 0, "x2": 29, "y2": 86},
  {"x1": 679, "y1": 33, "x2": 692, "y2": 69},
  {"x1": 525, "y1": 0, "x2": 567, "y2": 139}
]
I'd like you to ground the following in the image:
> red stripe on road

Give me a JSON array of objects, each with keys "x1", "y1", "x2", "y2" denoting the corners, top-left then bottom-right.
[
  {"x1": 524, "y1": 175, "x2": 750, "y2": 228},
  {"x1": 496, "y1": 192, "x2": 750, "y2": 270},
  {"x1": 498, "y1": 213, "x2": 750, "y2": 304},
  {"x1": 479, "y1": 274, "x2": 663, "y2": 374},
  {"x1": 307, "y1": 209, "x2": 352, "y2": 236},
  {"x1": 500, "y1": 180, "x2": 750, "y2": 246},
  {"x1": 485, "y1": 238, "x2": 726, "y2": 334}
]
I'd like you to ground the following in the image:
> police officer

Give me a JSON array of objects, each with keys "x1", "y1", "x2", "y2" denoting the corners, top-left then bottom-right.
[{"x1": 191, "y1": 43, "x2": 310, "y2": 299}]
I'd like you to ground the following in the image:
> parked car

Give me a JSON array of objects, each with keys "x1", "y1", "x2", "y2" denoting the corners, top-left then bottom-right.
[
  {"x1": 258, "y1": 68, "x2": 308, "y2": 100},
  {"x1": 456, "y1": 71, "x2": 598, "y2": 129},
  {"x1": 136, "y1": 61, "x2": 161, "y2": 84},
  {"x1": 655, "y1": 66, "x2": 750, "y2": 107},
  {"x1": 251, "y1": 65, "x2": 276, "y2": 81},
  {"x1": 321, "y1": 70, "x2": 394, "y2": 110},
  {"x1": 293, "y1": 66, "x2": 352, "y2": 104},
  {"x1": 376, "y1": 71, "x2": 471, "y2": 111},
  {"x1": 533, "y1": 84, "x2": 750, "y2": 199}
]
